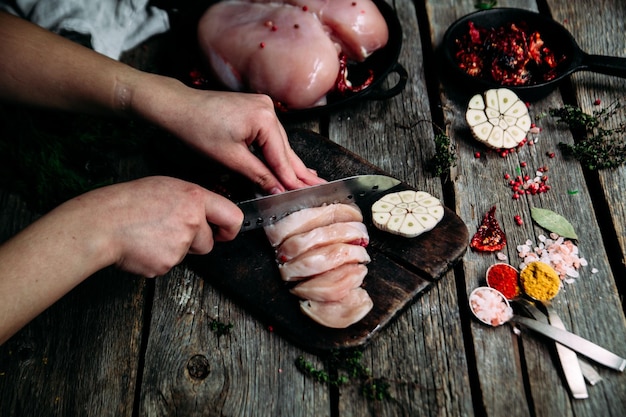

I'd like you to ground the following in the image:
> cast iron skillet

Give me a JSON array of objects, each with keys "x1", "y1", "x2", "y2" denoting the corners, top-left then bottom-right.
[
  {"x1": 271, "y1": 0, "x2": 407, "y2": 118},
  {"x1": 440, "y1": 8, "x2": 626, "y2": 101}
]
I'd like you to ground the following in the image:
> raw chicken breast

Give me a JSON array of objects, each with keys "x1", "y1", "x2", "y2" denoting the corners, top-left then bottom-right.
[
  {"x1": 278, "y1": 243, "x2": 370, "y2": 281},
  {"x1": 251, "y1": 0, "x2": 389, "y2": 61},
  {"x1": 300, "y1": 287, "x2": 373, "y2": 328},
  {"x1": 264, "y1": 203, "x2": 363, "y2": 247},
  {"x1": 197, "y1": 1, "x2": 341, "y2": 109},
  {"x1": 290, "y1": 263, "x2": 368, "y2": 302},
  {"x1": 277, "y1": 221, "x2": 369, "y2": 262}
]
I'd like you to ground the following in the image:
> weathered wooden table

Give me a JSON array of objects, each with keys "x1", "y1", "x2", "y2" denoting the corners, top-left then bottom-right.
[{"x1": 1, "y1": 0, "x2": 625, "y2": 416}]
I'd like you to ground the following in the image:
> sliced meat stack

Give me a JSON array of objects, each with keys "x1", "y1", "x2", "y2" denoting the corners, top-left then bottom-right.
[{"x1": 264, "y1": 203, "x2": 374, "y2": 328}]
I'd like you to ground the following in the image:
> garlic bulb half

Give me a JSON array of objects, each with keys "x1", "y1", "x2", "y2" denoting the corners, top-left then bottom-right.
[{"x1": 466, "y1": 88, "x2": 531, "y2": 149}]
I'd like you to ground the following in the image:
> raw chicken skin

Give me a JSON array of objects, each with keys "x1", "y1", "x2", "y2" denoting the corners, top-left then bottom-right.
[
  {"x1": 277, "y1": 221, "x2": 369, "y2": 262},
  {"x1": 250, "y1": 0, "x2": 389, "y2": 61},
  {"x1": 290, "y1": 263, "x2": 368, "y2": 302},
  {"x1": 197, "y1": 1, "x2": 341, "y2": 109},
  {"x1": 264, "y1": 203, "x2": 363, "y2": 247},
  {"x1": 300, "y1": 287, "x2": 374, "y2": 328},
  {"x1": 278, "y1": 243, "x2": 371, "y2": 281}
]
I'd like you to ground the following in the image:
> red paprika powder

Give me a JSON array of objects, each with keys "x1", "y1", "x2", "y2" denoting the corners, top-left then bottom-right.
[{"x1": 486, "y1": 263, "x2": 520, "y2": 300}]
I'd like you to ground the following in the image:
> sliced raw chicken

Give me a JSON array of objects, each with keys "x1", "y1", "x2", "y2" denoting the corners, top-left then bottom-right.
[
  {"x1": 300, "y1": 287, "x2": 373, "y2": 328},
  {"x1": 264, "y1": 203, "x2": 363, "y2": 247},
  {"x1": 276, "y1": 221, "x2": 369, "y2": 262},
  {"x1": 278, "y1": 243, "x2": 370, "y2": 281},
  {"x1": 290, "y1": 263, "x2": 368, "y2": 302},
  {"x1": 197, "y1": 1, "x2": 341, "y2": 109},
  {"x1": 251, "y1": 0, "x2": 389, "y2": 61}
]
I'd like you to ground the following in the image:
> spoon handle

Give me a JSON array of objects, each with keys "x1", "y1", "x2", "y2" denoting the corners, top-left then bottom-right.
[
  {"x1": 582, "y1": 52, "x2": 626, "y2": 78},
  {"x1": 511, "y1": 315, "x2": 626, "y2": 371}
]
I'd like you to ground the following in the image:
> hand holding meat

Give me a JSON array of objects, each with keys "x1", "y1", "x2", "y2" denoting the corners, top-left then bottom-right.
[{"x1": 0, "y1": 11, "x2": 324, "y2": 195}]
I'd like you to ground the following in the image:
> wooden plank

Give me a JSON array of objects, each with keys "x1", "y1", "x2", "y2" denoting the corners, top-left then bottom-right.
[
  {"x1": 326, "y1": 1, "x2": 475, "y2": 415},
  {"x1": 138, "y1": 265, "x2": 330, "y2": 417},
  {"x1": 429, "y1": 0, "x2": 626, "y2": 416}
]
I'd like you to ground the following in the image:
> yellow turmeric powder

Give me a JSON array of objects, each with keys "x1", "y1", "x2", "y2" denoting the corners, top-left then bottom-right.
[{"x1": 520, "y1": 261, "x2": 561, "y2": 301}]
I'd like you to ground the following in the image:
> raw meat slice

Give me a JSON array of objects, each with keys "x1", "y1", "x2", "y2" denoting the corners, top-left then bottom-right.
[
  {"x1": 277, "y1": 221, "x2": 369, "y2": 262},
  {"x1": 290, "y1": 263, "x2": 368, "y2": 302},
  {"x1": 300, "y1": 287, "x2": 373, "y2": 328},
  {"x1": 278, "y1": 243, "x2": 370, "y2": 281},
  {"x1": 264, "y1": 203, "x2": 363, "y2": 247},
  {"x1": 197, "y1": 1, "x2": 341, "y2": 109}
]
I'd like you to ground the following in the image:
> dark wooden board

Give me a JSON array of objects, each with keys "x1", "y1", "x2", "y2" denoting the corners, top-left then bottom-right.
[{"x1": 189, "y1": 129, "x2": 468, "y2": 352}]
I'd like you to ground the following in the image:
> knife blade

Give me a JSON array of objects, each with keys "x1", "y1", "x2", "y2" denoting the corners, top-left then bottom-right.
[
  {"x1": 545, "y1": 304, "x2": 589, "y2": 399},
  {"x1": 237, "y1": 174, "x2": 401, "y2": 233}
]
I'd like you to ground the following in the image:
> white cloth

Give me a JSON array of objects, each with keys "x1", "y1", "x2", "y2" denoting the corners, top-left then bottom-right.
[{"x1": 0, "y1": 0, "x2": 170, "y2": 59}]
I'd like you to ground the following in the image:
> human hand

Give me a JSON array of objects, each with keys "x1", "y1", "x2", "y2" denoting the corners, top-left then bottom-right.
[
  {"x1": 69, "y1": 176, "x2": 243, "y2": 277},
  {"x1": 132, "y1": 80, "x2": 326, "y2": 194}
]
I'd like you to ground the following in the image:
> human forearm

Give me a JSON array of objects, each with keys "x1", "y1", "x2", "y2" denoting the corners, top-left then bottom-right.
[
  {"x1": 0, "y1": 11, "x2": 147, "y2": 115},
  {"x1": 0, "y1": 200, "x2": 114, "y2": 345}
]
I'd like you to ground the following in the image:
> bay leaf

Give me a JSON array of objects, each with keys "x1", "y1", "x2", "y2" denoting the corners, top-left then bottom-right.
[{"x1": 530, "y1": 207, "x2": 578, "y2": 239}]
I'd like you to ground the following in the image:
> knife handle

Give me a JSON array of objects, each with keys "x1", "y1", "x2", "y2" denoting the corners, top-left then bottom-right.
[{"x1": 545, "y1": 307, "x2": 588, "y2": 399}]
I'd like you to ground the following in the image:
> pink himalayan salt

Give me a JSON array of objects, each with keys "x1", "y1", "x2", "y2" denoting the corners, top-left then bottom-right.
[
  {"x1": 470, "y1": 287, "x2": 513, "y2": 326},
  {"x1": 517, "y1": 233, "x2": 588, "y2": 283}
]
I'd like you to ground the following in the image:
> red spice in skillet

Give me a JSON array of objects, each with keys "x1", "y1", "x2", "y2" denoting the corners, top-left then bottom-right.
[{"x1": 454, "y1": 21, "x2": 564, "y2": 86}]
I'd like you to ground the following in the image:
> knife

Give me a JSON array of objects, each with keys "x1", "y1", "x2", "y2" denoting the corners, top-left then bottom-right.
[
  {"x1": 545, "y1": 304, "x2": 589, "y2": 399},
  {"x1": 511, "y1": 315, "x2": 626, "y2": 372},
  {"x1": 237, "y1": 174, "x2": 401, "y2": 233},
  {"x1": 515, "y1": 299, "x2": 602, "y2": 385}
]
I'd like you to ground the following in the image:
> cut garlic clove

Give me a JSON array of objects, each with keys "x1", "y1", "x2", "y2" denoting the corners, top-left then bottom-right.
[
  {"x1": 371, "y1": 190, "x2": 444, "y2": 238},
  {"x1": 468, "y1": 94, "x2": 485, "y2": 110},
  {"x1": 497, "y1": 88, "x2": 518, "y2": 113},
  {"x1": 466, "y1": 88, "x2": 530, "y2": 149}
]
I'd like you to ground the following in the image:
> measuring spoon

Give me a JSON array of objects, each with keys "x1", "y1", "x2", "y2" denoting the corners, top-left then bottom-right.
[
  {"x1": 440, "y1": 8, "x2": 626, "y2": 101},
  {"x1": 469, "y1": 287, "x2": 626, "y2": 371}
]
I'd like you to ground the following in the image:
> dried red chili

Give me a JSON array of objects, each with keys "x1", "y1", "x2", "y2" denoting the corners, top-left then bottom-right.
[
  {"x1": 454, "y1": 21, "x2": 564, "y2": 86},
  {"x1": 487, "y1": 263, "x2": 520, "y2": 300},
  {"x1": 470, "y1": 206, "x2": 507, "y2": 252}
]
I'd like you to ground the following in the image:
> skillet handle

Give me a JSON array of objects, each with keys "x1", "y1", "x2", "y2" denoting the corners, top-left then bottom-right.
[
  {"x1": 362, "y1": 62, "x2": 408, "y2": 100},
  {"x1": 582, "y1": 52, "x2": 626, "y2": 78}
]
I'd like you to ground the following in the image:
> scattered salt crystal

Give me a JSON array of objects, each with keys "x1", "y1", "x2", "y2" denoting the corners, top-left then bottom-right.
[
  {"x1": 516, "y1": 233, "x2": 590, "y2": 283},
  {"x1": 496, "y1": 252, "x2": 508, "y2": 261},
  {"x1": 591, "y1": 268, "x2": 599, "y2": 274}
]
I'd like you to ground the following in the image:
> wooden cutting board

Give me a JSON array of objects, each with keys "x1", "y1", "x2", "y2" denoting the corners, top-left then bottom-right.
[{"x1": 188, "y1": 129, "x2": 468, "y2": 353}]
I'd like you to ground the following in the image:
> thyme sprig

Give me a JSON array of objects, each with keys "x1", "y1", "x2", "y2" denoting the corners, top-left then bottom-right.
[
  {"x1": 549, "y1": 100, "x2": 626, "y2": 170},
  {"x1": 475, "y1": 0, "x2": 497, "y2": 10},
  {"x1": 295, "y1": 349, "x2": 392, "y2": 402},
  {"x1": 427, "y1": 132, "x2": 457, "y2": 178}
]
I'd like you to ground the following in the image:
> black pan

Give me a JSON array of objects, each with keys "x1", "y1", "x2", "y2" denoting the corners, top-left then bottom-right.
[
  {"x1": 281, "y1": 0, "x2": 406, "y2": 117},
  {"x1": 440, "y1": 8, "x2": 626, "y2": 101}
]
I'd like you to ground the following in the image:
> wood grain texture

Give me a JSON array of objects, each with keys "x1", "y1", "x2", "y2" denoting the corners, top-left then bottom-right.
[{"x1": 1, "y1": 0, "x2": 625, "y2": 416}]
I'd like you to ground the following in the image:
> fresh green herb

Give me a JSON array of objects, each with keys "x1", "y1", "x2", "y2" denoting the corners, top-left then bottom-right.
[
  {"x1": 475, "y1": 0, "x2": 497, "y2": 10},
  {"x1": 427, "y1": 132, "x2": 457, "y2": 178},
  {"x1": 550, "y1": 101, "x2": 626, "y2": 170},
  {"x1": 530, "y1": 207, "x2": 578, "y2": 240},
  {"x1": 208, "y1": 319, "x2": 233, "y2": 337},
  {"x1": 295, "y1": 349, "x2": 392, "y2": 402}
]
